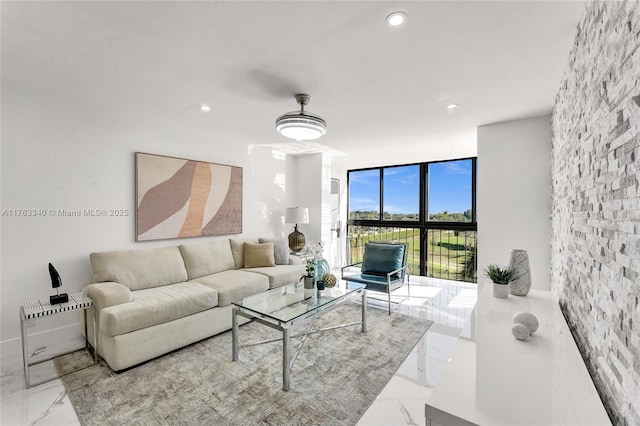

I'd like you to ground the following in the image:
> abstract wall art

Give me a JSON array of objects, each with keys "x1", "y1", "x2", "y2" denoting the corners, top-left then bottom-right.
[{"x1": 136, "y1": 152, "x2": 242, "y2": 241}]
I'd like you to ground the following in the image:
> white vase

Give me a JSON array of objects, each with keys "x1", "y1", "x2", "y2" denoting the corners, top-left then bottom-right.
[
  {"x1": 508, "y1": 249, "x2": 531, "y2": 296},
  {"x1": 492, "y1": 283, "x2": 509, "y2": 299}
]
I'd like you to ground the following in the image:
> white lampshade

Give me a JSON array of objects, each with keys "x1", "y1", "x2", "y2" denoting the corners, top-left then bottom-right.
[{"x1": 285, "y1": 207, "x2": 309, "y2": 224}]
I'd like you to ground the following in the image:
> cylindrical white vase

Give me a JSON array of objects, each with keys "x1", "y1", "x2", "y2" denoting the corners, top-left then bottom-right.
[{"x1": 508, "y1": 249, "x2": 531, "y2": 296}]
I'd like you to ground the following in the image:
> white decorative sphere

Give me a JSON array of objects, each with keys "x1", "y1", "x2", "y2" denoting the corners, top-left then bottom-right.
[
  {"x1": 513, "y1": 311, "x2": 539, "y2": 334},
  {"x1": 512, "y1": 323, "x2": 531, "y2": 340}
]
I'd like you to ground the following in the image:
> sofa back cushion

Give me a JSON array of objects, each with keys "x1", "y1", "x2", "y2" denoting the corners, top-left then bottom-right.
[
  {"x1": 179, "y1": 239, "x2": 236, "y2": 280},
  {"x1": 361, "y1": 243, "x2": 407, "y2": 277},
  {"x1": 230, "y1": 238, "x2": 259, "y2": 269},
  {"x1": 90, "y1": 246, "x2": 188, "y2": 291},
  {"x1": 258, "y1": 238, "x2": 290, "y2": 265}
]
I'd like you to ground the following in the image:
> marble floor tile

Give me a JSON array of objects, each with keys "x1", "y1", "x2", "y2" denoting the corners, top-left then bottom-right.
[
  {"x1": 0, "y1": 379, "x2": 78, "y2": 426},
  {"x1": 0, "y1": 277, "x2": 476, "y2": 426}
]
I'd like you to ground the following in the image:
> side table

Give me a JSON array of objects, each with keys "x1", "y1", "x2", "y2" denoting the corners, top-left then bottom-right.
[{"x1": 20, "y1": 292, "x2": 98, "y2": 388}]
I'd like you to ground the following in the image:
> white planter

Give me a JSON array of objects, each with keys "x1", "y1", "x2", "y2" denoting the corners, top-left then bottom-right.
[
  {"x1": 492, "y1": 283, "x2": 509, "y2": 299},
  {"x1": 303, "y1": 276, "x2": 315, "y2": 299}
]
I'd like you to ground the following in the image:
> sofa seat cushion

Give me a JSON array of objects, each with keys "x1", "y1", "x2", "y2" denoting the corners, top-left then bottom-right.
[
  {"x1": 190, "y1": 270, "x2": 269, "y2": 306},
  {"x1": 244, "y1": 264, "x2": 305, "y2": 289},
  {"x1": 341, "y1": 271, "x2": 404, "y2": 293},
  {"x1": 101, "y1": 282, "x2": 218, "y2": 337}
]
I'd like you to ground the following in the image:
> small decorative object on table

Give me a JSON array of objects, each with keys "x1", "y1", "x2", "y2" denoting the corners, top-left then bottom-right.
[
  {"x1": 303, "y1": 260, "x2": 316, "y2": 299},
  {"x1": 508, "y1": 249, "x2": 531, "y2": 296},
  {"x1": 483, "y1": 264, "x2": 518, "y2": 299},
  {"x1": 511, "y1": 311, "x2": 539, "y2": 341},
  {"x1": 48, "y1": 263, "x2": 69, "y2": 305},
  {"x1": 513, "y1": 311, "x2": 538, "y2": 333},
  {"x1": 307, "y1": 242, "x2": 330, "y2": 282},
  {"x1": 511, "y1": 323, "x2": 530, "y2": 340},
  {"x1": 316, "y1": 280, "x2": 325, "y2": 291},
  {"x1": 323, "y1": 273, "x2": 337, "y2": 288}
]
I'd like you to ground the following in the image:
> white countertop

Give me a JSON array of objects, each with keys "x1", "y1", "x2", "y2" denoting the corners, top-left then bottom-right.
[{"x1": 426, "y1": 286, "x2": 611, "y2": 426}]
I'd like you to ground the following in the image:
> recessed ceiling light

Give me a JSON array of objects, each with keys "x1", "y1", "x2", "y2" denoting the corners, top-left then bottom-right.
[
  {"x1": 200, "y1": 104, "x2": 211, "y2": 112},
  {"x1": 386, "y1": 12, "x2": 406, "y2": 27},
  {"x1": 447, "y1": 104, "x2": 458, "y2": 110}
]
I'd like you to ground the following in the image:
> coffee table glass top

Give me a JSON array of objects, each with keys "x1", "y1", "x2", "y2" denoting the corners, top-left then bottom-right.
[{"x1": 233, "y1": 281, "x2": 365, "y2": 324}]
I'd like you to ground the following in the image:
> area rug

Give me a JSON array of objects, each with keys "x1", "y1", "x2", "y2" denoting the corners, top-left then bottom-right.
[{"x1": 58, "y1": 303, "x2": 432, "y2": 425}]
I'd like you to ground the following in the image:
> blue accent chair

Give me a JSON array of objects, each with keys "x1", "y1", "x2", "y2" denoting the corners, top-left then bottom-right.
[{"x1": 341, "y1": 242, "x2": 410, "y2": 314}]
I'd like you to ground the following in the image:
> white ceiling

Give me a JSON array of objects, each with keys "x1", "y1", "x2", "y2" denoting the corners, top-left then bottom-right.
[{"x1": 1, "y1": 1, "x2": 585, "y2": 170}]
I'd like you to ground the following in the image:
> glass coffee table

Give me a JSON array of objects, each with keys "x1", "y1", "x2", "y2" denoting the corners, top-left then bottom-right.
[{"x1": 232, "y1": 281, "x2": 367, "y2": 391}]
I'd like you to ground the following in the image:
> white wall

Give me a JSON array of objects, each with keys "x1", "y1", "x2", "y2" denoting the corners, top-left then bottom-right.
[
  {"x1": 0, "y1": 88, "x2": 291, "y2": 347},
  {"x1": 477, "y1": 115, "x2": 552, "y2": 292}
]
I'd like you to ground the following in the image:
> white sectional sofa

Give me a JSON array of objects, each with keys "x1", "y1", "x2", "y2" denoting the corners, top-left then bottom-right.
[{"x1": 84, "y1": 237, "x2": 304, "y2": 371}]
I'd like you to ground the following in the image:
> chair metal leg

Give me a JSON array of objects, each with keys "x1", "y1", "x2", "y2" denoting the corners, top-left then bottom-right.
[{"x1": 388, "y1": 289, "x2": 392, "y2": 315}]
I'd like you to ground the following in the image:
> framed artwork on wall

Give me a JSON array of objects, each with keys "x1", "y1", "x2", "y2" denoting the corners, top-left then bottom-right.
[{"x1": 135, "y1": 152, "x2": 243, "y2": 241}]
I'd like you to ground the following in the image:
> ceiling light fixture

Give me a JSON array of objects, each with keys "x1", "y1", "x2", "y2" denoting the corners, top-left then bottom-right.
[
  {"x1": 276, "y1": 94, "x2": 327, "y2": 141},
  {"x1": 386, "y1": 11, "x2": 407, "y2": 27},
  {"x1": 447, "y1": 104, "x2": 458, "y2": 110},
  {"x1": 200, "y1": 104, "x2": 211, "y2": 112}
]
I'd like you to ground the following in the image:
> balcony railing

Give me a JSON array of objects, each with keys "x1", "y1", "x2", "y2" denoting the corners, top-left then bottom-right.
[
  {"x1": 348, "y1": 226, "x2": 421, "y2": 276},
  {"x1": 347, "y1": 226, "x2": 477, "y2": 283},
  {"x1": 426, "y1": 229, "x2": 477, "y2": 283}
]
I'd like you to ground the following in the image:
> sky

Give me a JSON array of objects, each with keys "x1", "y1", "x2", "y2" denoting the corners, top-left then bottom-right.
[{"x1": 349, "y1": 159, "x2": 472, "y2": 215}]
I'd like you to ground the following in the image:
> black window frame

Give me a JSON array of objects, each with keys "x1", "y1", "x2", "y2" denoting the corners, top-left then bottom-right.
[{"x1": 347, "y1": 157, "x2": 477, "y2": 278}]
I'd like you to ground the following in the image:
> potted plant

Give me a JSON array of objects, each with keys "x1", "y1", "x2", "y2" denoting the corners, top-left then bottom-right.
[
  {"x1": 302, "y1": 259, "x2": 316, "y2": 298},
  {"x1": 308, "y1": 242, "x2": 330, "y2": 281},
  {"x1": 483, "y1": 264, "x2": 518, "y2": 299}
]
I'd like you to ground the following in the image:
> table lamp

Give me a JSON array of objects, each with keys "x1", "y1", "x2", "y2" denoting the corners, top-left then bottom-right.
[{"x1": 285, "y1": 207, "x2": 309, "y2": 252}]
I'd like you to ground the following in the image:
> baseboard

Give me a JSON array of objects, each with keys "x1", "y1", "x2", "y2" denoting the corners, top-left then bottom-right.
[
  {"x1": 1, "y1": 322, "x2": 83, "y2": 360},
  {"x1": 0, "y1": 336, "x2": 23, "y2": 360}
]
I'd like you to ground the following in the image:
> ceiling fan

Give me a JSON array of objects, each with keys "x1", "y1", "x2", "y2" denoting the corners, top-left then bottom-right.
[{"x1": 276, "y1": 94, "x2": 327, "y2": 141}]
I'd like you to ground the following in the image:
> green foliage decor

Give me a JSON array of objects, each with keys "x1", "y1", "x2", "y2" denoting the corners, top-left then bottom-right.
[
  {"x1": 483, "y1": 264, "x2": 518, "y2": 285},
  {"x1": 305, "y1": 259, "x2": 315, "y2": 277}
]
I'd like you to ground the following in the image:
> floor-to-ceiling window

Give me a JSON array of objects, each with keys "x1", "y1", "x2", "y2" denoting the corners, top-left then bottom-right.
[{"x1": 347, "y1": 158, "x2": 477, "y2": 283}]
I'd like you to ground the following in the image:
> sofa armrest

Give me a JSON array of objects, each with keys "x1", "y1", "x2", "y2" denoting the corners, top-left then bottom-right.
[
  {"x1": 84, "y1": 282, "x2": 132, "y2": 310},
  {"x1": 84, "y1": 282, "x2": 132, "y2": 351}
]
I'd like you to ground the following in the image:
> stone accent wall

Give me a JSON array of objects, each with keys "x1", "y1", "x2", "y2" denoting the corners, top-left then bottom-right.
[{"x1": 551, "y1": 1, "x2": 640, "y2": 425}]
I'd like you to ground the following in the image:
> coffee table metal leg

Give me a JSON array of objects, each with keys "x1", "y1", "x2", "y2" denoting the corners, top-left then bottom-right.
[
  {"x1": 283, "y1": 327, "x2": 291, "y2": 391},
  {"x1": 362, "y1": 290, "x2": 368, "y2": 333},
  {"x1": 232, "y1": 307, "x2": 239, "y2": 361}
]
